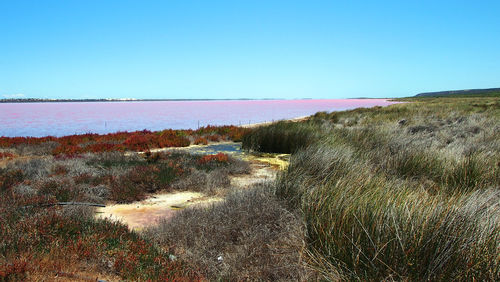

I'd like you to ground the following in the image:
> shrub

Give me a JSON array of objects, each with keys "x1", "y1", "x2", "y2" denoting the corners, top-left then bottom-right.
[
  {"x1": 194, "y1": 137, "x2": 208, "y2": 145},
  {"x1": 86, "y1": 142, "x2": 122, "y2": 153},
  {"x1": 198, "y1": 153, "x2": 228, "y2": 165},
  {"x1": 0, "y1": 169, "x2": 24, "y2": 192},
  {"x1": 207, "y1": 134, "x2": 221, "y2": 142},
  {"x1": 37, "y1": 179, "x2": 80, "y2": 202},
  {"x1": 109, "y1": 163, "x2": 181, "y2": 202},
  {"x1": 144, "y1": 184, "x2": 312, "y2": 281},
  {"x1": 110, "y1": 178, "x2": 145, "y2": 203},
  {"x1": 0, "y1": 199, "x2": 202, "y2": 280},
  {"x1": 0, "y1": 258, "x2": 28, "y2": 281},
  {"x1": 1, "y1": 125, "x2": 245, "y2": 158},
  {"x1": 50, "y1": 164, "x2": 69, "y2": 176},
  {"x1": 6, "y1": 158, "x2": 54, "y2": 180}
]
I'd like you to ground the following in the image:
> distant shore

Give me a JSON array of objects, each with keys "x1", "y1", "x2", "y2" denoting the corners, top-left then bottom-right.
[
  {"x1": 0, "y1": 98, "x2": 293, "y2": 103},
  {"x1": 0, "y1": 97, "x2": 388, "y2": 103}
]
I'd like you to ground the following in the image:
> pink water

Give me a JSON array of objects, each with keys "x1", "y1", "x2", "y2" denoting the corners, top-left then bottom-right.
[{"x1": 0, "y1": 99, "x2": 396, "y2": 137}]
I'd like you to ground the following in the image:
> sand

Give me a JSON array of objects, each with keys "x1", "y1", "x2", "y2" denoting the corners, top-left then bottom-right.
[{"x1": 95, "y1": 152, "x2": 287, "y2": 231}]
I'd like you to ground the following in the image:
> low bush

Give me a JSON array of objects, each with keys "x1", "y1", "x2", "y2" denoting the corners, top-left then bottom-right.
[
  {"x1": 36, "y1": 178, "x2": 87, "y2": 202},
  {"x1": 0, "y1": 197, "x2": 202, "y2": 280},
  {"x1": 109, "y1": 163, "x2": 182, "y2": 202},
  {"x1": 144, "y1": 183, "x2": 313, "y2": 281},
  {"x1": 0, "y1": 168, "x2": 24, "y2": 192},
  {"x1": 194, "y1": 136, "x2": 208, "y2": 145},
  {"x1": 198, "y1": 152, "x2": 228, "y2": 165}
]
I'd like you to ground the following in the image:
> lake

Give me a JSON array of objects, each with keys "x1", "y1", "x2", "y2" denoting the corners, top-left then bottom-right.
[{"x1": 0, "y1": 99, "x2": 396, "y2": 137}]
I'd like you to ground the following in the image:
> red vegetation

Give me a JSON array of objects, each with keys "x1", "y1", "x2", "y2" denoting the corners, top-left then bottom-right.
[
  {"x1": 0, "y1": 125, "x2": 250, "y2": 157},
  {"x1": 86, "y1": 143, "x2": 123, "y2": 153},
  {"x1": 0, "y1": 151, "x2": 219, "y2": 280},
  {"x1": 0, "y1": 152, "x2": 15, "y2": 159},
  {"x1": 194, "y1": 137, "x2": 208, "y2": 145},
  {"x1": 198, "y1": 153, "x2": 229, "y2": 165},
  {"x1": 110, "y1": 162, "x2": 184, "y2": 203},
  {"x1": 0, "y1": 258, "x2": 28, "y2": 281},
  {"x1": 52, "y1": 145, "x2": 84, "y2": 156},
  {"x1": 124, "y1": 134, "x2": 151, "y2": 151},
  {"x1": 0, "y1": 199, "x2": 202, "y2": 280}
]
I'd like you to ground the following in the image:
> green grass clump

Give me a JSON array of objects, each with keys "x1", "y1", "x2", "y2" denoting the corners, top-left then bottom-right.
[
  {"x1": 242, "y1": 121, "x2": 321, "y2": 154},
  {"x1": 281, "y1": 150, "x2": 500, "y2": 280}
]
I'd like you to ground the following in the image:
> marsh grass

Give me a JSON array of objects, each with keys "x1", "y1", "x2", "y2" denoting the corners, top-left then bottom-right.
[{"x1": 245, "y1": 96, "x2": 500, "y2": 280}]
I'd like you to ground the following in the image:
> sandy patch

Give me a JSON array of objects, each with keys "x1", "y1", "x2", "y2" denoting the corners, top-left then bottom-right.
[
  {"x1": 95, "y1": 191, "x2": 222, "y2": 230},
  {"x1": 230, "y1": 163, "x2": 276, "y2": 188},
  {"x1": 230, "y1": 153, "x2": 289, "y2": 188},
  {"x1": 245, "y1": 153, "x2": 290, "y2": 170}
]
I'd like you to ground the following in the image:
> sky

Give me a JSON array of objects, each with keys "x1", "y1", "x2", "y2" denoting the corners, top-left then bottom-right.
[{"x1": 1, "y1": 0, "x2": 499, "y2": 100}]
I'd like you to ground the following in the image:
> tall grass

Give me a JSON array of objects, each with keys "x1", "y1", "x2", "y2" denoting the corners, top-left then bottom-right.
[
  {"x1": 285, "y1": 150, "x2": 500, "y2": 280},
  {"x1": 242, "y1": 121, "x2": 321, "y2": 154},
  {"x1": 246, "y1": 97, "x2": 500, "y2": 280}
]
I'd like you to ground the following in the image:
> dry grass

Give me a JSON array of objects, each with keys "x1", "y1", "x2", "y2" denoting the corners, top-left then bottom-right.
[{"x1": 144, "y1": 183, "x2": 314, "y2": 281}]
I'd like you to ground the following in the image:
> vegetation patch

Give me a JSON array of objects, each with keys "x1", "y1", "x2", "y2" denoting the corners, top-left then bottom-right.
[
  {"x1": 144, "y1": 183, "x2": 313, "y2": 281},
  {"x1": 244, "y1": 96, "x2": 500, "y2": 280},
  {"x1": 0, "y1": 125, "x2": 249, "y2": 157},
  {"x1": 0, "y1": 146, "x2": 250, "y2": 279}
]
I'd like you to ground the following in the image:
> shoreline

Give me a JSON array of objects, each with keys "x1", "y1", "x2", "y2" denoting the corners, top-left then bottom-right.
[{"x1": 240, "y1": 115, "x2": 310, "y2": 128}]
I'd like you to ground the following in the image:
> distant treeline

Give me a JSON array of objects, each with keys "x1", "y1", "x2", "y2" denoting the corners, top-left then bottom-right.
[{"x1": 415, "y1": 87, "x2": 500, "y2": 97}]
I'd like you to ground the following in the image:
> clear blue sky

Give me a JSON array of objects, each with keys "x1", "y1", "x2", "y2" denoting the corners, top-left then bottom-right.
[{"x1": 1, "y1": 0, "x2": 499, "y2": 99}]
